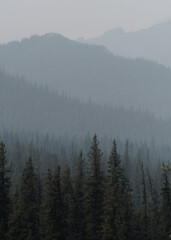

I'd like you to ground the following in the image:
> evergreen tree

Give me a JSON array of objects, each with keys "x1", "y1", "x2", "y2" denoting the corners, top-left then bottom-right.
[
  {"x1": 147, "y1": 169, "x2": 160, "y2": 240},
  {"x1": 0, "y1": 142, "x2": 11, "y2": 240},
  {"x1": 62, "y1": 165, "x2": 75, "y2": 240},
  {"x1": 103, "y1": 140, "x2": 121, "y2": 240},
  {"x1": 40, "y1": 169, "x2": 53, "y2": 240},
  {"x1": 159, "y1": 164, "x2": 171, "y2": 240},
  {"x1": 123, "y1": 140, "x2": 131, "y2": 179},
  {"x1": 9, "y1": 158, "x2": 41, "y2": 240},
  {"x1": 103, "y1": 140, "x2": 135, "y2": 240},
  {"x1": 137, "y1": 163, "x2": 149, "y2": 240},
  {"x1": 132, "y1": 151, "x2": 142, "y2": 207},
  {"x1": 73, "y1": 150, "x2": 87, "y2": 240},
  {"x1": 41, "y1": 167, "x2": 65, "y2": 240},
  {"x1": 86, "y1": 135, "x2": 104, "y2": 240},
  {"x1": 120, "y1": 167, "x2": 136, "y2": 240},
  {"x1": 12, "y1": 139, "x2": 23, "y2": 185}
]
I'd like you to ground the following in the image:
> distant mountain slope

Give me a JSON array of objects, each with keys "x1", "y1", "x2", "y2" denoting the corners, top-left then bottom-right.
[
  {"x1": 81, "y1": 21, "x2": 171, "y2": 68},
  {"x1": 1, "y1": 71, "x2": 171, "y2": 144},
  {"x1": 1, "y1": 34, "x2": 171, "y2": 117}
]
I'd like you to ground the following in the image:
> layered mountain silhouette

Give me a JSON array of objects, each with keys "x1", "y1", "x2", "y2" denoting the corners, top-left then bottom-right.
[
  {"x1": 1, "y1": 33, "x2": 171, "y2": 117},
  {"x1": 80, "y1": 20, "x2": 171, "y2": 68},
  {"x1": 1, "y1": 70, "x2": 171, "y2": 144}
]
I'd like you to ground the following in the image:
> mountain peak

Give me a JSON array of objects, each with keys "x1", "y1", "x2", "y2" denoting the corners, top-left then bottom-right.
[
  {"x1": 102, "y1": 27, "x2": 125, "y2": 37},
  {"x1": 42, "y1": 32, "x2": 67, "y2": 40}
]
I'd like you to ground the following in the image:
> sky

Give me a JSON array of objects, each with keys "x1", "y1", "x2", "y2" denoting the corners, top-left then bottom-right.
[{"x1": 1, "y1": 0, "x2": 171, "y2": 43}]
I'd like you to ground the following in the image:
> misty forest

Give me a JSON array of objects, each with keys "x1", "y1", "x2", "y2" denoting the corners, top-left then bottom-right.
[{"x1": 0, "y1": 3, "x2": 171, "y2": 240}]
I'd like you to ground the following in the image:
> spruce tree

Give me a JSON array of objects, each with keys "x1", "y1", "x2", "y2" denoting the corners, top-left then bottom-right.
[
  {"x1": 123, "y1": 140, "x2": 131, "y2": 179},
  {"x1": 119, "y1": 167, "x2": 136, "y2": 240},
  {"x1": 73, "y1": 150, "x2": 87, "y2": 240},
  {"x1": 103, "y1": 140, "x2": 134, "y2": 240},
  {"x1": 9, "y1": 158, "x2": 41, "y2": 240},
  {"x1": 0, "y1": 142, "x2": 11, "y2": 240},
  {"x1": 133, "y1": 151, "x2": 142, "y2": 208},
  {"x1": 137, "y1": 163, "x2": 149, "y2": 240},
  {"x1": 41, "y1": 167, "x2": 65, "y2": 240},
  {"x1": 62, "y1": 165, "x2": 75, "y2": 240},
  {"x1": 159, "y1": 164, "x2": 171, "y2": 240},
  {"x1": 40, "y1": 169, "x2": 53, "y2": 240},
  {"x1": 147, "y1": 169, "x2": 160, "y2": 240},
  {"x1": 103, "y1": 140, "x2": 121, "y2": 240},
  {"x1": 86, "y1": 134, "x2": 104, "y2": 240}
]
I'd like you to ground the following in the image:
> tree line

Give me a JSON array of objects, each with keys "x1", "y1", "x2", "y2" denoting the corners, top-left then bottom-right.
[{"x1": 0, "y1": 135, "x2": 170, "y2": 240}]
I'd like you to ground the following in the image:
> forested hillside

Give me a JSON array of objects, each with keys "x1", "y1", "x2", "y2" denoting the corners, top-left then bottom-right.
[
  {"x1": 0, "y1": 1, "x2": 171, "y2": 240},
  {"x1": 1, "y1": 34, "x2": 171, "y2": 117},
  {"x1": 1, "y1": 70, "x2": 171, "y2": 144}
]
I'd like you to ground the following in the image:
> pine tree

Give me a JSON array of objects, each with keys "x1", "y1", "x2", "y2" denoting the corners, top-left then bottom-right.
[
  {"x1": 40, "y1": 168, "x2": 53, "y2": 240},
  {"x1": 9, "y1": 158, "x2": 41, "y2": 240},
  {"x1": 120, "y1": 167, "x2": 136, "y2": 240},
  {"x1": 0, "y1": 142, "x2": 11, "y2": 240},
  {"x1": 41, "y1": 167, "x2": 65, "y2": 240},
  {"x1": 137, "y1": 163, "x2": 149, "y2": 240},
  {"x1": 12, "y1": 139, "x2": 23, "y2": 185},
  {"x1": 73, "y1": 150, "x2": 87, "y2": 240},
  {"x1": 123, "y1": 140, "x2": 131, "y2": 179},
  {"x1": 62, "y1": 165, "x2": 75, "y2": 240},
  {"x1": 103, "y1": 140, "x2": 121, "y2": 240},
  {"x1": 159, "y1": 164, "x2": 171, "y2": 240},
  {"x1": 86, "y1": 134, "x2": 104, "y2": 240},
  {"x1": 103, "y1": 140, "x2": 134, "y2": 240},
  {"x1": 146, "y1": 169, "x2": 160, "y2": 240},
  {"x1": 133, "y1": 151, "x2": 142, "y2": 208}
]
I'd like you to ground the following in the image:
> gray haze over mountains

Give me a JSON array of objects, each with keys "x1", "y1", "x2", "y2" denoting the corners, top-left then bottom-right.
[
  {"x1": 1, "y1": 0, "x2": 171, "y2": 42},
  {"x1": 1, "y1": 33, "x2": 171, "y2": 118},
  {"x1": 79, "y1": 20, "x2": 171, "y2": 68},
  {"x1": 1, "y1": 70, "x2": 171, "y2": 144}
]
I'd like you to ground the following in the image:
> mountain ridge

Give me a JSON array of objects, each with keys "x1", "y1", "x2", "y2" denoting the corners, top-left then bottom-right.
[
  {"x1": 1, "y1": 33, "x2": 171, "y2": 117},
  {"x1": 1, "y1": 70, "x2": 171, "y2": 144},
  {"x1": 80, "y1": 20, "x2": 171, "y2": 68}
]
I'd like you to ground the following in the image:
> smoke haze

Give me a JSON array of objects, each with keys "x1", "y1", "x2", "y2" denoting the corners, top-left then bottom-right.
[{"x1": 1, "y1": 0, "x2": 171, "y2": 42}]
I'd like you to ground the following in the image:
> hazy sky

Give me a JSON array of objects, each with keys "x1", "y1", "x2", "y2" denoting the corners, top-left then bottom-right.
[{"x1": 1, "y1": 0, "x2": 171, "y2": 43}]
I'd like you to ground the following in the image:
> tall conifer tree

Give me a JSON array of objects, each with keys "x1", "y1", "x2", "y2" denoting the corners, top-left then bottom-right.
[
  {"x1": 159, "y1": 164, "x2": 171, "y2": 240},
  {"x1": 9, "y1": 158, "x2": 41, "y2": 240},
  {"x1": 0, "y1": 142, "x2": 11, "y2": 240},
  {"x1": 147, "y1": 169, "x2": 160, "y2": 240},
  {"x1": 41, "y1": 167, "x2": 65, "y2": 240},
  {"x1": 73, "y1": 151, "x2": 87, "y2": 240},
  {"x1": 62, "y1": 165, "x2": 75, "y2": 240},
  {"x1": 86, "y1": 135, "x2": 104, "y2": 240},
  {"x1": 103, "y1": 140, "x2": 134, "y2": 240}
]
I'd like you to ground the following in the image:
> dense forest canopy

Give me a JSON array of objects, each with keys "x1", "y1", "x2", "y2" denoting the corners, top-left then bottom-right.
[
  {"x1": 0, "y1": 135, "x2": 170, "y2": 240},
  {"x1": 0, "y1": 130, "x2": 170, "y2": 181},
  {"x1": 0, "y1": 1, "x2": 171, "y2": 239}
]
